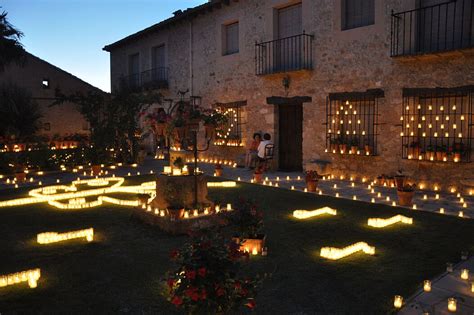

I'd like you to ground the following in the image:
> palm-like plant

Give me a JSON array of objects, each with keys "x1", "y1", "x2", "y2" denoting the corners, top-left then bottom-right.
[
  {"x1": 0, "y1": 10, "x2": 25, "y2": 72},
  {"x1": 0, "y1": 83, "x2": 42, "y2": 140}
]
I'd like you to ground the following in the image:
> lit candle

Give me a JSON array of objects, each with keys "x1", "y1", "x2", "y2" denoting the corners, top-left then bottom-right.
[
  {"x1": 227, "y1": 203, "x2": 232, "y2": 211},
  {"x1": 461, "y1": 269, "x2": 469, "y2": 280},
  {"x1": 394, "y1": 295, "x2": 403, "y2": 309},
  {"x1": 215, "y1": 205, "x2": 220, "y2": 213},
  {"x1": 423, "y1": 280, "x2": 431, "y2": 292},
  {"x1": 448, "y1": 297, "x2": 457, "y2": 312},
  {"x1": 164, "y1": 166, "x2": 171, "y2": 174},
  {"x1": 440, "y1": 208, "x2": 445, "y2": 214}
]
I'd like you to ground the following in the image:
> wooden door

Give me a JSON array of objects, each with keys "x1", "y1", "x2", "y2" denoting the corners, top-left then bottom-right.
[{"x1": 278, "y1": 103, "x2": 303, "y2": 171}]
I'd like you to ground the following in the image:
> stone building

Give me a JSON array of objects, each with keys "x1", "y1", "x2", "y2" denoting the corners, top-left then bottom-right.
[
  {"x1": 104, "y1": 0, "x2": 474, "y2": 189},
  {"x1": 0, "y1": 51, "x2": 102, "y2": 140}
]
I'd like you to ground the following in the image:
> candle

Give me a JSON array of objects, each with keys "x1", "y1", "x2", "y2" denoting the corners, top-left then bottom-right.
[
  {"x1": 423, "y1": 280, "x2": 431, "y2": 292},
  {"x1": 164, "y1": 166, "x2": 171, "y2": 174},
  {"x1": 471, "y1": 281, "x2": 474, "y2": 293},
  {"x1": 448, "y1": 297, "x2": 457, "y2": 312},
  {"x1": 394, "y1": 295, "x2": 403, "y2": 308},
  {"x1": 215, "y1": 205, "x2": 220, "y2": 213},
  {"x1": 461, "y1": 269, "x2": 469, "y2": 280},
  {"x1": 440, "y1": 208, "x2": 445, "y2": 214},
  {"x1": 172, "y1": 168, "x2": 182, "y2": 176},
  {"x1": 304, "y1": 188, "x2": 308, "y2": 192},
  {"x1": 227, "y1": 203, "x2": 231, "y2": 211}
]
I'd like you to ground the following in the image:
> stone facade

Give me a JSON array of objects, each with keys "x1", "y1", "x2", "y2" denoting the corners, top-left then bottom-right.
[
  {"x1": 105, "y1": 0, "x2": 474, "y2": 190},
  {"x1": 0, "y1": 52, "x2": 100, "y2": 138}
]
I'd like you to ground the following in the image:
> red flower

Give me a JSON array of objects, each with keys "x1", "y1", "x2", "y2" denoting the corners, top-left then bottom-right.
[
  {"x1": 201, "y1": 288, "x2": 207, "y2": 300},
  {"x1": 171, "y1": 295, "x2": 183, "y2": 307},
  {"x1": 198, "y1": 267, "x2": 207, "y2": 277},
  {"x1": 185, "y1": 287, "x2": 200, "y2": 301},
  {"x1": 216, "y1": 286, "x2": 225, "y2": 296},
  {"x1": 170, "y1": 250, "x2": 179, "y2": 259},
  {"x1": 186, "y1": 270, "x2": 196, "y2": 280},
  {"x1": 234, "y1": 281, "x2": 241, "y2": 289},
  {"x1": 167, "y1": 278, "x2": 175, "y2": 288},
  {"x1": 245, "y1": 299, "x2": 256, "y2": 309}
]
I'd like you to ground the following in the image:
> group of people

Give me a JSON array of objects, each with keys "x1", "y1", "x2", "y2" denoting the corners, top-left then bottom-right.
[{"x1": 245, "y1": 132, "x2": 273, "y2": 168}]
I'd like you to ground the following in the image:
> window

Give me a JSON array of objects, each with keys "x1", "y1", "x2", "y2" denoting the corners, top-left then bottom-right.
[
  {"x1": 342, "y1": 0, "x2": 375, "y2": 30},
  {"x1": 42, "y1": 79, "x2": 50, "y2": 89},
  {"x1": 326, "y1": 89, "x2": 383, "y2": 156},
  {"x1": 128, "y1": 53, "x2": 140, "y2": 88},
  {"x1": 278, "y1": 3, "x2": 302, "y2": 39},
  {"x1": 223, "y1": 22, "x2": 239, "y2": 55},
  {"x1": 152, "y1": 45, "x2": 165, "y2": 69},
  {"x1": 213, "y1": 101, "x2": 246, "y2": 146},
  {"x1": 401, "y1": 86, "x2": 473, "y2": 163}
]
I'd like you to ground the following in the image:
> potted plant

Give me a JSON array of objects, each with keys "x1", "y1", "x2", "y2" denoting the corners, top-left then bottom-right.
[
  {"x1": 253, "y1": 166, "x2": 263, "y2": 184},
  {"x1": 305, "y1": 170, "x2": 320, "y2": 192},
  {"x1": 394, "y1": 170, "x2": 406, "y2": 190},
  {"x1": 164, "y1": 183, "x2": 185, "y2": 220},
  {"x1": 232, "y1": 199, "x2": 265, "y2": 255},
  {"x1": 453, "y1": 142, "x2": 464, "y2": 162},
  {"x1": 436, "y1": 144, "x2": 448, "y2": 161},
  {"x1": 408, "y1": 142, "x2": 420, "y2": 159},
  {"x1": 425, "y1": 144, "x2": 435, "y2": 161},
  {"x1": 350, "y1": 138, "x2": 359, "y2": 154},
  {"x1": 215, "y1": 164, "x2": 223, "y2": 177},
  {"x1": 163, "y1": 230, "x2": 261, "y2": 313},
  {"x1": 339, "y1": 138, "x2": 347, "y2": 154},
  {"x1": 397, "y1": 183, "x2": 416, "y2": 206},
  {"x1": 364, "y1": 141, "x2": 371, "y2": 155}
]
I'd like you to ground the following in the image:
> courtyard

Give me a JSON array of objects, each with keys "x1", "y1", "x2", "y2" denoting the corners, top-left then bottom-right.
[{"x1": 1, "y1": 163, "x2": 474, "y2": 313}]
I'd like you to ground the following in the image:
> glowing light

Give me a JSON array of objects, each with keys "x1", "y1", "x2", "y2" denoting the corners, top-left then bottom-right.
[
  {"x1": 207, "y1": 181, "x2": 236, "y2": 187},
  {"x1": 320, "y1": 242, "x2": 375, "y2": 260},
  {"x1": 448, "y1": 298, "x2": 457, "y2": 312},
  {"x1": 423, "y1": 280, "x2": 431, "y2": 292},
  {"x1": 293, "y1": 207, "x2": 337, "y2": 220},
  {"x1": 394, "y1": 295, "x2": 403, "y2": 309},
  {"x1": 37, "y1": 228, "x2": 94, "y2": 244},
  {"x1": 440, "y1": 208, "x2": 445, "y2": 214},
  {"x1": 461, "y1": 269, "x2": 469, "y2": 280},
  {"x1": 0, "y1": 269, "x2": 41, "y2": 289},
  {"x1": 367, "y1": 215, "x2": 413, "y2": 228}
]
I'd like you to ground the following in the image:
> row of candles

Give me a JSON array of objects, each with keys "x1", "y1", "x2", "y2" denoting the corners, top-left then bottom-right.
[
  {"x1": 394, "y1": 261, "x2": 473, "y2": 312},
  {"x1": 143, "y1": 203, "x2": 233, "y2": 219}
]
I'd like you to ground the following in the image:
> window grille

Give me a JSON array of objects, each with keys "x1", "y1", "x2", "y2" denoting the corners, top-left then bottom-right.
[
  {"x1": 326, "y1": 89, "x2": 383, "y2": 156},
  {"x1": 214, "y1": 101, "x2": 245, "y2": 147},
  {"x1": 401, "y1": 86, "x2": 474, "y2": 163}
]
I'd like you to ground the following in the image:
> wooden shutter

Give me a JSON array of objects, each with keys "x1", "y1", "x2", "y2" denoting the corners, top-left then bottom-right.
[
  {"x1": 225, "y1": 22, "x2": 239, "y2": 55},
  {"x1": 343, "y1": 0, "x2": 375, "y2": 30},
  {"x1": 278, "y1": 3, "x2": 302, "y2": 39},
  {"x1": 152, "y1": 45, "x2": 165, "y2": 69}
]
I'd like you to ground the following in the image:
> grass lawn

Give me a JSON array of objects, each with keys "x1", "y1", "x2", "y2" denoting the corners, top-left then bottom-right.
[{"x1": 1, "y1": 175, "x2": 474, "y2": 314}]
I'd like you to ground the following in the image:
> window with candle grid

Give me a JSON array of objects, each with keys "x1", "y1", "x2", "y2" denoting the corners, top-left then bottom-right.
[
  {"x1": 401, "y1": 86, "x2": 473, "y2": 163},
  {"x1": 326, "y1": 89, "x2": 383, "y2": 156},
  {"x1": 213, "y1": 101, "x2": 246, "y2": 147}
]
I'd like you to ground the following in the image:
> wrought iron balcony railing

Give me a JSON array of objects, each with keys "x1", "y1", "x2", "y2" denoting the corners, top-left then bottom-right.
[
  {"x1": 121, "y1": 67, "x2": 169, "y2": 91},
  {"x1": 255, "y1": 33, "x2": 313, "y2": 75},
  {"x1": 391, "y1": 0, "x2": 474, "y2": 57}
]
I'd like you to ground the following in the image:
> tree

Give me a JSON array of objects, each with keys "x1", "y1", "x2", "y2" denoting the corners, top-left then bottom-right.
[
  {"x1": 0, "y1": 83, "x2": 42, "y2": 140},
  {"x1": 0, "y1": 10, "x2": 25, "y2": 72}
]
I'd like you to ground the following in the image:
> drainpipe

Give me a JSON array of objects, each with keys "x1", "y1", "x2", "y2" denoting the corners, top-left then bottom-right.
[{"x1": 189, "y1": 20, "x2": 194, "y2": 96}]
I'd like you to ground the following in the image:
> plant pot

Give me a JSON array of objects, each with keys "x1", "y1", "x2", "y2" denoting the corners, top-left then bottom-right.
[
  {"x1": 306, "y1": 179, "x2": 319, "y2": 192},
  {"x1": 340, "y1": 144, "x2": 347, "y2": 154},
  {"x1": 254, "y1": 172, "x2": 262, "y2": 183},
  {"x1": 408, "y1": 147, "x2": 420, "y2": 159},
  {"x1": 397, "y1": 190, "x2": 414, "y2": 206},
  {"x1": 350, "y1": 146, "x2": 358, "y2": 154},
  {"x1": 204, "y1": 124, "x2": 215, "y2": 139},
  {"x1": 394, "y1": 175, "x2": 406, "y2": 190},
  {"x1": 187, "y1": 165, "x2": 195, "y2": 175},
  {"x1": 364, "y1": 145, "x2": 371, "y2": 155},
  {"x1": 167, "y1": 208, "x2": 185, "y2": 220},
  {"x1": 233, "y1": 234, "x2": 266, "y2": 255},
  {"x1": 454, "y1": 152, "x2": 461, "y2": 162},
  {"x1": 174, "y1": 126, "x2": 187, "y2": 140},
  {"x1": 92, "y1": 165, "x2": 101, "y2": 176},
  {"x1": 426, "y1": 151, "x2": 435, "y2": 161},
  {"x1": 15, "y1": 171, "x2": 26, "y2": 182},
  {"x1": 154, "y1": 122, "x2": 166, "y2": 137},
  {"x1": 215, "y1": 168, "x2": 223, "y2": 177}
]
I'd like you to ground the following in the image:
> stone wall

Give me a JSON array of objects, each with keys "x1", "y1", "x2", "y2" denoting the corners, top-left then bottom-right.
[
  {"x1": 108, "y1": 0, "x2": 474, "y2": 189},
  {"x1": 0, "y1": 53, "x2": 98, "y2": 137}
]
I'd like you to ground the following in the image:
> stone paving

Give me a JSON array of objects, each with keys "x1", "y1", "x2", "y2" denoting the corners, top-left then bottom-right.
[
  {"x1": 399, "y1": 257, "x2": 474, "y2": 315},
  {"x1": 1, "y1": 157, "x2": 473, "y2": 220}
]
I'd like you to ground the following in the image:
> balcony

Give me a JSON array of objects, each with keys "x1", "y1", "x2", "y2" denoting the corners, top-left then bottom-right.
[
  {"x1": 121, "y1": 67, "x2": 169, "y2": 91},
  {"x1": 391, "y1": 0, "x2": 474, "y2": 57},
  {"x1": 255, "y1": 33, "x2": 313, "y2": 75}
]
